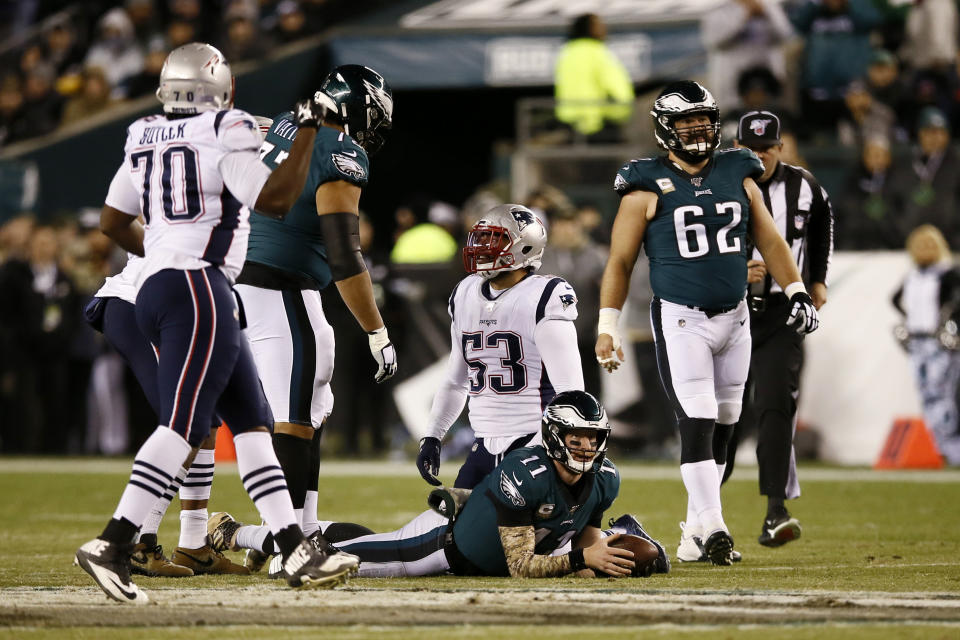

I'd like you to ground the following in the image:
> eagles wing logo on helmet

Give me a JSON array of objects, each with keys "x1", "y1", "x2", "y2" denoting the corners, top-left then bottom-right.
[
  {"x1": 331, "y1": 153, "x2": 366, "y2": 181},
  {"x1": 499, "y1": 471, "x2": 526, "y2": 507},
  {"x1": 510, "y1": 207, "x2": 536, "y2": 231},
  {"x1": 363, "y1": 77, "x2": 394, "y2": 119},
  {"x1": 750, "y1": 118, "x2": 772, "y2": 136}
]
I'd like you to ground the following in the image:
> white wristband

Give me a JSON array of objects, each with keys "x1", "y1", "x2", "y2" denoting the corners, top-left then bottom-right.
[
  {"x1": 597, "y1": 308, "x2": 622, "y2": 349},
  {"x1": 368, "y1": 326, "x2": 390, "y2": 350},
  {"x1": 784, "y1": 282, "x2": 807, "y2": 300}
]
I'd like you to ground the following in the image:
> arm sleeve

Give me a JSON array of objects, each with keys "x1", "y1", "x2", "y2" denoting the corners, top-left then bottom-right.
[
  {"x1": 804, "y1": 173, "x2": 835, "y2": 286},
  {"x1": 534, "y1": 320, "x2": 584, "y2": 393},
  {"x1": 104, "y1": 164, "x2": 141, "y2": 216},
  {"x1": 425, "y1": 323, "x2": 470, "y2": 440},
  {"x1": 219, "y1": 150, "x2": 271, "y2": 210}
]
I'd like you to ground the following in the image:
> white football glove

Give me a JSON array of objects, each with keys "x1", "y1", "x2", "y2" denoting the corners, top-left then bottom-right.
[
  {"x1": 368, "y1": 326, "x2": 398, "y2": 383},
  {"x1": 786, "y1": 291, "x2": 819, "y2": 335}
]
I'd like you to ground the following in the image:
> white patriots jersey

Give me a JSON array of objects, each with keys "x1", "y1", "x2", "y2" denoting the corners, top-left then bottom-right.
[
  {"x1": 95, "y1": 253, "x2": 144, "y2": 305},
  {"x1": 105, "y1": 109, "x2": 263, "y2": 286},
  {"x1": 450, "y1": 273, "x2": 579, "y2": 438}
]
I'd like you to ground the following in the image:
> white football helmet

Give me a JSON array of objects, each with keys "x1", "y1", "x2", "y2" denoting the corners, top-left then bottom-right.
[
  {"x1": 156, "y1": 42, "x2": 233, "y2": 115},
  {"x1": 462, "y1": 204, "x2": 547, "y2": 279}
]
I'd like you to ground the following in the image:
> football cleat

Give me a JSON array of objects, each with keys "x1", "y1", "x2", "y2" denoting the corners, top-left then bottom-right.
[
  {"x1": 130, "y1": 542, "x2": 194, "y2": 577},
  {"x1": 758, "y1": 513, "x2": 802, "y2": 547},
  {"x1": 703, "y1": 529, "x2": 735, "y2": 566},
  {"x1": 207, "y1": 511, "x2": 243, "y2": 553},
  {"x1": 245, "y1": 548, "x2": 271, "y2": 573},
  {"x1": 606, "y1": 514, "x2": 670, "y2": 574},
  {"x1": 171, "y1": 545, "x2": 250, "y2": 575},
  {"x1": 677, "y1": 522, "x2": 741, "y2": 563},
  {"x1": 75, "y1": 538, "x2": 149, "y2": 604},
  {"x1": 309, "y1": 531, "x2": 360, "y2": 573},
  {"x1": 276, "y1": 539, "x2": 354, "y2": 589}
]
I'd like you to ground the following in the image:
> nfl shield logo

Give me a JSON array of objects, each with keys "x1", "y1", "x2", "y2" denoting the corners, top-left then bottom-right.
[
  {"x1": 794, "y1": 213, "x2": 806, "y2": 231},
  {"x1": 690, "y1": 177, "x2": 703, "y2": 187},
  {"x1": 750, "y1": 118, "x2": 773, "y2": 136}
]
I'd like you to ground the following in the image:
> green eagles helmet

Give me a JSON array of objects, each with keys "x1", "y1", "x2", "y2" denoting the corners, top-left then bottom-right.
[
  {"x1": 315, "y1": 65, "x2": 393, "y2": 154},
  {"x1": 651, "y1": 80, "x2": 721, "y2": 163},
  {"x1": 541, "y1": 390, "x2": 611, "y2": 474}
]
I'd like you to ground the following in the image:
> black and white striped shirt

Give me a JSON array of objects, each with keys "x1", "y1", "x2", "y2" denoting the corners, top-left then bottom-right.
[{"x1": 750, "y1": 161, "x2": 834, "y2": 296}]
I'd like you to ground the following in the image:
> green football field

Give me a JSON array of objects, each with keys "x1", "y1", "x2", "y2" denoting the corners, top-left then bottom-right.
[{"x1": 1, "y1": 458, "x2": 959, "y2": 639}]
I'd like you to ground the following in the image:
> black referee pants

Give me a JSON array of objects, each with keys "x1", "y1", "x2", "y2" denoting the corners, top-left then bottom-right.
[{"x1": 726, "y1": 295, "x2": 804, "y2": 499}]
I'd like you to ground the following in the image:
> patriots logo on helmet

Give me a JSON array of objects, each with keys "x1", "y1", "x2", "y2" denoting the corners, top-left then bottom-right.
[
  {"x1": 331, "y1": 153, "x2": 366, "y2": 181},
  {"x1": 510, "y1": 207, "x2": 536, "y2": 231},
  {"x1": 499, "y1": 471, "x2": 526, "y2": 507},
  {"x1": 750, "y1": 118, "x2": 773, "y2": 136},
  {"x1": 559, "y1": 293, "x2": 576, "y2": 310}
]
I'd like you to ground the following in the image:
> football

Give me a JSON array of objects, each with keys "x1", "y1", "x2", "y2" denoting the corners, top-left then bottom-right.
[{"x1": 609, "y1": 534, "x2": 660, "y2": 577}]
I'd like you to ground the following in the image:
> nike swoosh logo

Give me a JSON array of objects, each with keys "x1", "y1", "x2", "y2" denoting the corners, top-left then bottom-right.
[
  {"x1": 89, "y1": 561, "x2": 139, "y2": 600},
  {"x1": 176, "y1": 551, "x2": 215, "y2": 568},
  {"x1": 341, "y1": 150, "x2": 358, "y2": 157},
  {"x1": 511, "y1": 473, "x2": 523, "y2": 486},
  {"x1": 739, "y1": 320, "x2": 746, "y2": 326}
]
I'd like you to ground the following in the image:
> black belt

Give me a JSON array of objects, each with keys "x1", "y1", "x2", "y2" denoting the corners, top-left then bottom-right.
[
  {"x1": 685, "y1": 303, "x2": 739, "y2": 319},
  {"x1": 747, "y1": 292, "x2": 788, "y2": 313},
  {"x1": 236, "y1": 261, "x2": 321, "y2": 291}
]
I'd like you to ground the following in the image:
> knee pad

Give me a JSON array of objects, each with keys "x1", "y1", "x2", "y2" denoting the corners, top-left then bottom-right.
[{"x1": 678, "y1": 417, "x2": 715, "y2": 464}]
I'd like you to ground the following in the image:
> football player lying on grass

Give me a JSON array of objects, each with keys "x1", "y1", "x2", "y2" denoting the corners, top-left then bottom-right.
[{"x1": 210, "y1": 391, "x2": 670, "y2": 578}]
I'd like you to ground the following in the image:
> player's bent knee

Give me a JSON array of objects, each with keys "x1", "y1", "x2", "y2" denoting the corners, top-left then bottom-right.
[{"x1": 717, "y1": 402, "x2": 742, "y2": 426}]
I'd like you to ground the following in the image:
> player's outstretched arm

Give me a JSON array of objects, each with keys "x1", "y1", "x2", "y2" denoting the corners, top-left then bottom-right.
[
  {"x1": 747, "y1": 177, "x2": 819, "y2": 334},
  {"x1": 596, "y1": 190, "x2": 654, "y2": 372},
  {"x1": 318, "y1": 180, "x2": 397, "y2": 383},
  {"x1": 253, "y1": 100, "x2": 322, "y2": 217}
]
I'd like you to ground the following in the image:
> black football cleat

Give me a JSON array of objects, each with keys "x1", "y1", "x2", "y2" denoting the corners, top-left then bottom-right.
[
  {"x1": 758, "y1": 513, "x2": 802, "y2": 547},
  {"x1": 703, "y1": 529, "x2": 735, "y2": 566},
  {"x1": 75, "y1": 538, "x2": 149, "y2": 604}
]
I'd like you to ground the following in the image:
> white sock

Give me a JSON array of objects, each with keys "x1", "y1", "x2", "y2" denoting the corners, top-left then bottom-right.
[
  {"x1": 180, "y1": 448, "x2": 214, "y2": 501},
  {"x1": 139, "y1": 466, "x2": 187, "y2": 539},
  {"x1": 302, "y1": 491, "x2": 319, "y2": 537},
  {"x1": 684, "y1": 496, "x2": 700, "y2": 536},
  {"x1": 113, "y1": 427, "x2": 190, "y2": 527},
  {"x1": 716, "y1": 462, "x2": 727, "y2": 485},
  {"x1": 680, "y1": 459, "x2": 726, "y2": 534},
  {"x1": 178, "y1": 508, "x2": 208, "y2": 549},
  {"x1": 234, "y1": 431, "x2": 297, "y2": 534},
  {"x1": 236, "y1": 524, "x2": 272, "y2": 552}
]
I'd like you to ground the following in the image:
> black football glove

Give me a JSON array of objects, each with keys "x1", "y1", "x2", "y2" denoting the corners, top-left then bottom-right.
[
  {"x1": 293, "y1": 97, "x2": 325, "y2": 129},
  {"x1": 786, "y1": 291, "x2": 819, "y2": 335},
  {"x1": 417, "y1": 437, "x2": 442, "y2": 486}
]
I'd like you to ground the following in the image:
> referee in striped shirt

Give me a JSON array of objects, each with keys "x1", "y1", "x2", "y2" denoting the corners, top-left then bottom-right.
[{"x1": 724, "y1": 110, "x2": 834, "y2": 548}]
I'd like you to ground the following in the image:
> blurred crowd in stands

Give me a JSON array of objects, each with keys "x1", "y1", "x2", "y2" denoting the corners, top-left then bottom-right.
[
  {"x1": 0, "y1": 0, "x2": 352, "y2": 147},
  {"x1": 700, "y1": 0, "x2": 960, "y2": 251}
]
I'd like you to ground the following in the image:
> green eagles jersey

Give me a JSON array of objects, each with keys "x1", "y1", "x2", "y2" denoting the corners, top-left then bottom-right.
[
  {"x1": 614, "y1": 148, "x2": 763, "y2": 308},
  {"x1": 451, "y1": 446, "x2": 620, "y2": 576},
  {"x1": 245, "y1": 113, "x2": 370, "y2": 289}
]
